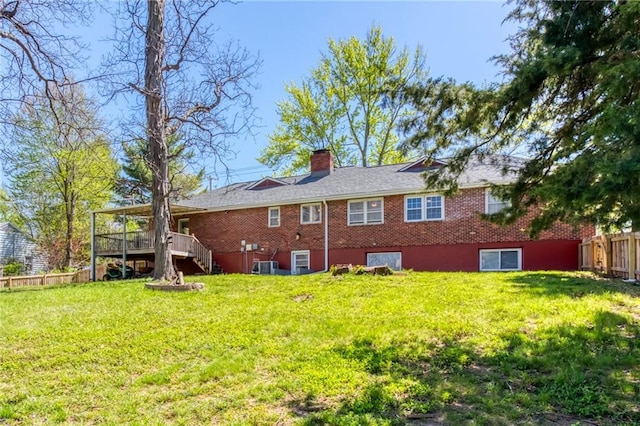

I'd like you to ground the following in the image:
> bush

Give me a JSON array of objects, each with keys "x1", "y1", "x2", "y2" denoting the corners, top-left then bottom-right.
[{"x1": 2, "y1": 260, "x2": 24, "y2": 276}]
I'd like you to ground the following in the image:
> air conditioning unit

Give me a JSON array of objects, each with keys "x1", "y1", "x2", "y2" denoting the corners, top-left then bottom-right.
[{"x1": 252, "y1": 260, "x2": 279, "y2": 275}]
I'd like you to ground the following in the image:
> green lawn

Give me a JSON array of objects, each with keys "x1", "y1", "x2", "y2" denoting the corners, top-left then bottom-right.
[{"x1": 1, "y1": 272, "x2": 639, "y2": 425}]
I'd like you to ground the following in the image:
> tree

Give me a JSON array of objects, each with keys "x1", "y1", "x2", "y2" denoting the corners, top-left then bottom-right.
[
  {"x1": 105, "y1": 0, "x2": 259, "y2": 282},
  {"x1": 2, "y1": 84, "x2": 118, "y2": 269},
  {"x1": 401, "y1": 0, "x2": 640, "y2": 235},
  {"x1": 259, "y1": 25, "x2": 427, "y2": 175},
  {"x1": 117, "y1": 133, "x2": 204, "y2": 205}
]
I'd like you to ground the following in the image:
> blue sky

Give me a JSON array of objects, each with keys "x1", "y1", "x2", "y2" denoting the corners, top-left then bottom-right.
[{"x1": 89, "y1": 1, "x2": 516, "y2": 186}]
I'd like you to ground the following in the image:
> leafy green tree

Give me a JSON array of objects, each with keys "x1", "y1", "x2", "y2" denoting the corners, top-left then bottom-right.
[
  {"x1": 260, "y1": 25, "x2": 427, "y2": 175},
  {"x1": 1, "y1": 85, "x2": 118, "y2": 269},
  {"x1": 117, "y1": 134, "x2": 204, "y2": 205},
  {"x1": 401, "y1": 0, "x2": 640, "y2": 235}
]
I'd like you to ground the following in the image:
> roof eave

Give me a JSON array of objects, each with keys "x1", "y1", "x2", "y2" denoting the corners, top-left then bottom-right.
[
  {"x1": 175, "y1": 180, "x2": 514, "y2": 215},
  {"x1": 92, "y1": 203, "x2": 208, "y2": 217}
]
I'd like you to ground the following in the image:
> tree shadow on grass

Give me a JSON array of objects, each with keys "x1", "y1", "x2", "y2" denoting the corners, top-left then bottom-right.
[
  {"x1": 504, "y1": 272, "x2": 640, "y2": 298},
  {"x1": 290, "y1": 310, "x2": 640, "y2": 425}
]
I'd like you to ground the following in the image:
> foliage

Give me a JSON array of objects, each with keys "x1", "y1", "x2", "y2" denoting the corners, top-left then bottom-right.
[
  {"x1": 1, "y1": 260, "x2": 23, "y2": 276},
  {"x1": 1, "y1": 271, "x2": 639, "y2": 424},
  {"x1": 1, "y1": 85, "x2": 118, "y2": 269},
  {"x1": 401, "y1": 0, "x2": 640, "y2": 236},
  {"x1": 117, "y1": 134, "x2": 204, "y2": 204},
  {"x1": 0, "y1": 189, "x2": 21, "y2": 227},
  {"x1": 260, "y1": 25, "x2": 427, "y2": 175}
]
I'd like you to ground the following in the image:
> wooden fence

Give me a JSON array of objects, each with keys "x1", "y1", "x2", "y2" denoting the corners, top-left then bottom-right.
[
  {"x1": 580, "y1": 232, "x2": 640, "y2": 280},
  {"x1": 0, "y1": 264, "x2": 107, "y2": 290}
]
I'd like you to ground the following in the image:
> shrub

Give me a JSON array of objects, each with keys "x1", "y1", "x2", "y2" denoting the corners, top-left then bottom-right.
[{"x1": 2, "y1": 260, "x2": 24, "y2": 276}]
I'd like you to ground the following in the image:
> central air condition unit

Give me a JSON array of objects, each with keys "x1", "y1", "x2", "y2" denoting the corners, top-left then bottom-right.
[{"x1": 252, "y1": 260, "x2": 279, "y2": 275}]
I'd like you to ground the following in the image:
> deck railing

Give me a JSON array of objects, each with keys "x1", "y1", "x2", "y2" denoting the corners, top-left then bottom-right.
[
  {"x1": 95, "y1": 230, "x2": 212, "y2": 273},
  {"x1": 190, "y1": 234, "x2": 212, "y2": 273},
  {"x1": 96, "y1": 230, "x2": 155, "y2": 253}
]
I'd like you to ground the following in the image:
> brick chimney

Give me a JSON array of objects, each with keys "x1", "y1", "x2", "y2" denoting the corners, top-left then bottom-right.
[{"x1": 310, "y1": 149, "x2": 333, "y2": 175}]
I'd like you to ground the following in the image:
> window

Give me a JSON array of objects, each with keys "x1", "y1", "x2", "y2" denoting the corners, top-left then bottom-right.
[
  {"x1": 425, "y1": 196, "x2": 443, "y2": 220},
  {"x1": 406, "y1": 197, "x2": 422, "y2": 221},
  {"x1": 367, "y1": 252, "x2": 402, "y2": 271},
  {"x1": 268, "y1": 207, "x2": 280, "y2": 227},
  {"x1": 177, "y1": 218, "x2": 189, "y2": 235},
  {"x1": 405, "y1": 195, "x2": 444, "y2": 222},
  {"x1": 348, "y1": 199, "x2": 383, "y2": 225},
  {"x1": 292, "y1": 250, "x2": 310, "y2": 275},
  {"x1": 301, "y1": 203, "x2": 321, "y2": 224},
  {"x1": 486, "y1": 190, "x2": 510, "y2": 214},
  {"x1": 479, "y1": 249, "x2": 522, "y2": 271},
  {"x1": 23, "y1": 256, "x2": 33, "y2": 274}
]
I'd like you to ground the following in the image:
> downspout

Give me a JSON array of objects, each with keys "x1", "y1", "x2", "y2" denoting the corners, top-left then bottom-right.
[{"x1": 323, "y1": 199, "x2": 329, "y2": 272}]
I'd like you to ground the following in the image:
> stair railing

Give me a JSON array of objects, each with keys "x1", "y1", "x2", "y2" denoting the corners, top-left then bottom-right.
[{"x1": 188, "y1": 233, "x2": 212, "y2": 273}]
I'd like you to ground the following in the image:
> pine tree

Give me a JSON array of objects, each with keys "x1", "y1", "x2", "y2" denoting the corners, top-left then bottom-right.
[
  {"x1": 117, "y1": 133, "x2": 204, "y2": 205},
  {"x1": 402, "y1": 0, "x2": 640, "y2": 235}
]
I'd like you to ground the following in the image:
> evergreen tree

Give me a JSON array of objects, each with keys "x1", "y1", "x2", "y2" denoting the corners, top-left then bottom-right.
[
  {"x1": 117, "y1": 133, "x2": 204, "y2": 205},
  {"x1": 402, "y1": 0, "x2": 640, "y2": 235}
]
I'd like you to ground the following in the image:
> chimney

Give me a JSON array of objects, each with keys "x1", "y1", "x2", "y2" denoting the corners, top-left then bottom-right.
[{"x1": 310, "y1": 149, "x2": 333, "y2": 175}]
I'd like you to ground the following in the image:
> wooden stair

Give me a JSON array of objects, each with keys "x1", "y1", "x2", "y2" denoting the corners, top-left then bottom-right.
[{"x1": 190, "y1": 256, "x2": 224, "y2": 274}]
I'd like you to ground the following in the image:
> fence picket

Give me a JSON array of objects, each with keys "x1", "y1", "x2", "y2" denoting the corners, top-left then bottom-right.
[
  {"x1": 580, "y1": 232, "x2": 639, "y2": 280},
  {"x1": 0, "y1": 264, "x2": 108, "y2": 290}
]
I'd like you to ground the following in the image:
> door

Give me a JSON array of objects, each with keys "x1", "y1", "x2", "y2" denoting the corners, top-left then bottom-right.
[{"x1": 291, "y1": 250, "x2": 310, "y2": 275}]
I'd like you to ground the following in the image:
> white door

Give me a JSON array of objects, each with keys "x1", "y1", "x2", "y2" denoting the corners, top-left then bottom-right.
[{"x1": 291, "y1": 250, "x2": 310, "y2": 275}]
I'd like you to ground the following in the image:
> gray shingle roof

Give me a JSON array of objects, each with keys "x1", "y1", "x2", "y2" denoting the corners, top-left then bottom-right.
[{"x1": 181, "y1": 155, "x2": 522, "y2": 211}]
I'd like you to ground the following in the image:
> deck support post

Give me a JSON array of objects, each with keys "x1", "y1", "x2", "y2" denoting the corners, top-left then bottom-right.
[
  {"x1": 629, "y1": 233, "x2": 636, "y2": 280},
  {"x1": 122, "y1": 213, "x2": 127, "y2": 278},
  {"x1": 90, "y1": 212, "x2": 96, "y2": 281}
]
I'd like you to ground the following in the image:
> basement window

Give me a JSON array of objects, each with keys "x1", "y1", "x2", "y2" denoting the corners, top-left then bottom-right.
[
  {"x1": 367, "y1": 252, "x2": 402, "y2": 271},
  {"x1": 479, "y1": 249, "x2": 522, "y2": 271}
]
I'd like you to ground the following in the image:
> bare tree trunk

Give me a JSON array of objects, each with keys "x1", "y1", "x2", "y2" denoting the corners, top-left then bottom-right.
[{"x1": 146, "y1": 0, "x2": 175, "y2": 282}]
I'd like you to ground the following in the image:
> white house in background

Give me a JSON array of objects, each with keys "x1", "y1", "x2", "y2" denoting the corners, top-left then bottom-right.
[{"x1": 0, "y1": 222, "x2": 47, "y2": 275}]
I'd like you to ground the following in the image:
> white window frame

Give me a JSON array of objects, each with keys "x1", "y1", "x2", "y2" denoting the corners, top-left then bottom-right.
[
  {"x1": 300, "y1": 203, "x2": 322, "y2": 224},
  {"x1": 367, "y1": 252, "x2": 402, "y2": 271},
  {"x1": 291, "y1": 250, "x2": 310, "y2": 275},
  {"x1": 348, "y1": 198, "x2": 384, "y2": 226},
  {"x1": 404, "y1": 194, "x2": 444, "y2": 222},
  {"x1": 485, "y1": 189, "x2": 510, "y2": 214},
  {"x1": 268, "y1": 207, "x2": 280, "y2": 228},
  {"x1": 479, "y1": 248, "x2": 522, "y2": 271}
]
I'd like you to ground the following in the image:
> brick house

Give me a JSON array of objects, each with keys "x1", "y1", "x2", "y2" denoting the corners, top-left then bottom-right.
[{"x1": 169, "y1": 150, "x2": 592, "y2": 274}]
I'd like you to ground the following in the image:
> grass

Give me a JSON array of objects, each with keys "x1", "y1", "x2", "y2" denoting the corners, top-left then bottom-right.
[{"x1": 1, "y1": 271, "x2": 639, "y2": 425}]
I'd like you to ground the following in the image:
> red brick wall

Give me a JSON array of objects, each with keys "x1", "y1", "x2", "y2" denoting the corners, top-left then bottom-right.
[
  {"x1": 329, "y1": 189, "x2": 591, "y2": 248},
  {"x1": 310, "y1": 149, "x2": 333, "y2": 174},
  {"x1": 180, "y1": 187, "x2": 594, "y2": 273},
  {"x1": 330, "y1": 240, "x2": 581, "y2": 272}
]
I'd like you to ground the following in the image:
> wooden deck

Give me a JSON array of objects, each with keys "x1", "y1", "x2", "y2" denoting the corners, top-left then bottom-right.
[{"x1": 95, "y1": 230, "x2": 212, "y2": 273}]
